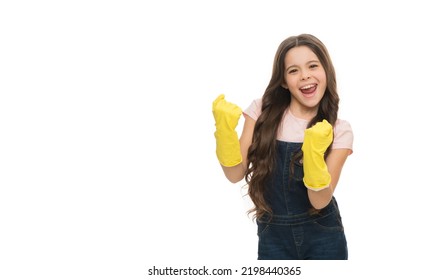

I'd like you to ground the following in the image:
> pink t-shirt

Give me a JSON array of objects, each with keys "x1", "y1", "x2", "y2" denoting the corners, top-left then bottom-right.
[{"x1": 243, "y1": 98, "x2": 353, "y2": 152}]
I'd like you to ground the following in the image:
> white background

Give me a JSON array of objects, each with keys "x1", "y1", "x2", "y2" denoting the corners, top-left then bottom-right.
[{"x1": 1, "y1": 0, "x2": 447, "y2": 279}]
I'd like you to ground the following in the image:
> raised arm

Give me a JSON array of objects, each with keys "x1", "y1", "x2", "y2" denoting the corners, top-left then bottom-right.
[
  {"x1": 212, "y1": 94, "x2": 255, "y2": 183},
  {"x1": 301, "y1": 120, "x2": 351, "y2": 209},
  {"x1": 307, "y1": 148, "x2": 351, "y2": 209}
]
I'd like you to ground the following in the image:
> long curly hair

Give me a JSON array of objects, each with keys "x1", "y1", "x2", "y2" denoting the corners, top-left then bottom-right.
[{"x1": 244, "y1": 34, "x2": 340, "y2": 220}]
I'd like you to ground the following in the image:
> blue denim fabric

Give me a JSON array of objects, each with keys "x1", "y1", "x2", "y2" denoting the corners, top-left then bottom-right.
[{"x1": 256, "y1": 141, "x2": 348, "y2": 260}]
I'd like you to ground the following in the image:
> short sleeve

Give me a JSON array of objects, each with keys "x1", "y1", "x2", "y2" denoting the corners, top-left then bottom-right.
[
  {"x1": 333, "y1": 119, "x2": 354, "y2": 154},
  {"x1": 243, "y1": 98, "x2": 262, "y2": 121}
]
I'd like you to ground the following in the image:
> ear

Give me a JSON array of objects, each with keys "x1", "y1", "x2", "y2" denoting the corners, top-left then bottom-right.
[{"x1": 281, "y1": 82, "x2": 288, "y2": 89}]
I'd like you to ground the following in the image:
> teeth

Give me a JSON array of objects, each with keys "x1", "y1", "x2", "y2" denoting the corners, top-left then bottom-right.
[{"x1": 301, "y1": 84, "x2": 314, "y2": 90}]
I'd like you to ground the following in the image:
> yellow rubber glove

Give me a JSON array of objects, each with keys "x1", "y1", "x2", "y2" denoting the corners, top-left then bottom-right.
[
  {"x1": 212, "y1": 94, "x2": 243, "y2": 167},
  {"x1": 301, "y1": 120, "x2": 333, "y2": 191}
]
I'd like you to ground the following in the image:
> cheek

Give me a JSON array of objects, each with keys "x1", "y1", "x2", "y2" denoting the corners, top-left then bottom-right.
[
  {"x1": 319, "y1": 71, "x2": 327, "y2": 83},
  {"x1": 318, "y1": 73, "x2": 327, "y2": 89},
  {"x1": 284, "y1": 76, "x2": 297, "y2": 88}
]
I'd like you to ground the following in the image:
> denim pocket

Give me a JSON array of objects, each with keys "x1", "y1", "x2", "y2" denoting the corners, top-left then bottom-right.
[
  {"x1": 257, "y1": 222, "x2": 271, "y2": 236},
  {"x1": 312, "y1": 212, "x2": 344, "y2": 232}
]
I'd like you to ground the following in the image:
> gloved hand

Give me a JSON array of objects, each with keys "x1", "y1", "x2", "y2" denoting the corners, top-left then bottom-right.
[
  {"x1": 212, "y1": 94, "x2": 243, "y2": 167},
  {"x1": 301, "y1": 120, "x2": 333, "y2": 191}
]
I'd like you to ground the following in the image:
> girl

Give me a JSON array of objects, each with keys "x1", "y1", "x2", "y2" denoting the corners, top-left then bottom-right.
[{"x1": 212, "y1": 34, "x2": 353, "y2": 260}]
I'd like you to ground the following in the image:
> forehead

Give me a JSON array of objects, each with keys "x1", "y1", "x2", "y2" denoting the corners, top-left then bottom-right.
[{"x1": 284, "y1": 46, "x2": 319, "y2": 66}]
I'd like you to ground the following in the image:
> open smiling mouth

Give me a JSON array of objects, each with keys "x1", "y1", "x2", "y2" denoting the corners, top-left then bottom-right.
[{"x1": 300, "y1": 84, "x2": 317, "y2": 95}]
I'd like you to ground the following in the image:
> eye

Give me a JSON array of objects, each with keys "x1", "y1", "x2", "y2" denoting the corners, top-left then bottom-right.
[
  {"x1": 309, "y1": 64, "x2": 319, "y2": 69},
  {"x1": 288, "y1": 68, "x2": 298, "y2": 74}
]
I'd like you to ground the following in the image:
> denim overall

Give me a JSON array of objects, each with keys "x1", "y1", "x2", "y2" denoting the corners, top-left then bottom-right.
[{"x1": 256, "y1": 140, "x2": 348, "y2": 260}]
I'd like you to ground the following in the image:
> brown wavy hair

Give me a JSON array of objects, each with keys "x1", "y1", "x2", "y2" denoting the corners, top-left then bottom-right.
[{"x1": 244, "y1": 34, "x2": 340, "y2": 220}]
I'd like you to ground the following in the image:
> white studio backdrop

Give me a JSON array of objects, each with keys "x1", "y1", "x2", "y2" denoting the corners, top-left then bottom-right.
[{"x1": 1, "y1": 0, "x2": 447, "y2": 279}]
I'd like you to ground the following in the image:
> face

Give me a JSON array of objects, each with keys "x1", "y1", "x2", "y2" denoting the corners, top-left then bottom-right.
[{"x1": 283, "y1": 46, "x2": 327, "y2": 118}]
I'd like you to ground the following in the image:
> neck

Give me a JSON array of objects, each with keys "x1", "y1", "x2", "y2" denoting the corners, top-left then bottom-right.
[{"x1": 289, "y1": 104, "x2": 317, "y2": 121}]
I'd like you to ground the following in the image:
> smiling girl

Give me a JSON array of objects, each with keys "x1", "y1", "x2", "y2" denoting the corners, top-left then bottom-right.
[{"x1": 212, "y1": 34, "x2": 354, "y2": 260}]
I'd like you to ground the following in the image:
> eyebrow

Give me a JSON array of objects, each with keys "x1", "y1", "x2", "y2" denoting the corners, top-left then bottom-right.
[{"x1": 285, "y1": 60, "x2": 321, "y2": 70}]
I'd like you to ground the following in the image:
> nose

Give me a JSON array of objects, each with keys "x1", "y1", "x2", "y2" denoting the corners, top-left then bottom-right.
[{"x1": 300, "y1": 71, "x2": 311, "y2": 81}]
